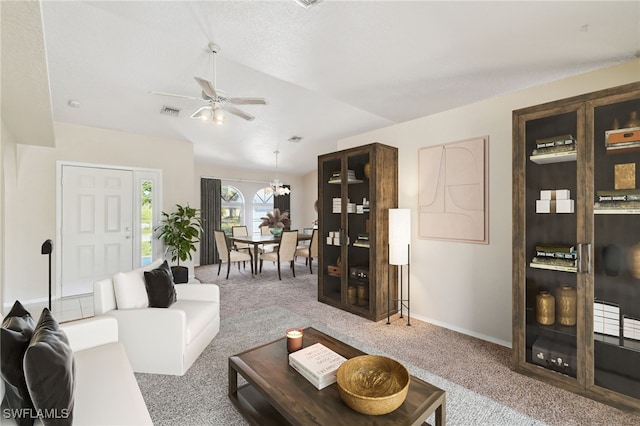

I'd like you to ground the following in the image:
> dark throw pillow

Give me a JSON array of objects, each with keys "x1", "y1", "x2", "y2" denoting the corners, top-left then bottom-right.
[
  {"x1": 23, "y1": 308, "x2": 75, "y2": 426},
  {"x1": 1, "y1": 300, "x2": 36, "y2": 426},
  {"x1": 144, "y1": 260, "x2": 177, "y2": 308}
]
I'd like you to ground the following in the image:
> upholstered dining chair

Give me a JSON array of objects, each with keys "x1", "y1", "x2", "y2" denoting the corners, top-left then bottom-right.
[
  {"x1": 214, "y1": 230, "x2": 253, "y2": 279},
  {"x1": 231, "y1": 225, "x2": 252, "y2": 269},
  {"x1": 295, "y1": 229, "x2": 319, "y2": 273},
  {"x1": 259, "y1": 229, "x2": 298, "y2": 280},
  {"x1": 260, "y1": 225, "x2": 278, "y2": 252}
]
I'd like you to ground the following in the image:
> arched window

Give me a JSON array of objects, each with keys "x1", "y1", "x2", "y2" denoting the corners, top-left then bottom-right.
[
  {"x1": 221, "y1": 185, "x2": 244, "y2": 235},
  {"x1": 252, "y1": 188, "x2": 274, "y2": 235}
]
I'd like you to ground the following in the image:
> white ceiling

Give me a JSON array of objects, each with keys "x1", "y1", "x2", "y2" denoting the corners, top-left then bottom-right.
[{"x1": 31, "y1": 1, "x2": 640, "y2": 174}]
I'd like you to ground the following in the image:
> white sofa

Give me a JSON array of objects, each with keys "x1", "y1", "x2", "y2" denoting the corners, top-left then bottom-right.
[
  {"x1": 93, "y1": 259, "x2": 220, "y2": 376},
  {"x1": 0, "y1": 315, "x2": 152, "y2": 426},
  {"x1": 60, "y1": 316, "x2": 153, "y2": 425}
]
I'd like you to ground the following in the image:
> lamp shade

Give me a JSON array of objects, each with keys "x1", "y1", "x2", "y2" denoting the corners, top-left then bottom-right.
[{"x1": 389, "y1": 209, "x2": 410, "y2": 265}]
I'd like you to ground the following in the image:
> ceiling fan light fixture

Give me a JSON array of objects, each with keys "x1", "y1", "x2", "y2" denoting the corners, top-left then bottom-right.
[{"x1": 213, "y1": 107, "x2": 225, "y2": 124}]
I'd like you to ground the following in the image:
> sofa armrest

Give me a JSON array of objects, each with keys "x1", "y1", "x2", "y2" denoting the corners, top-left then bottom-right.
[
  {"x1": 60, "y1": 316, "x2": 119, "y2": 352},
  {"x1": 107, "y1": 308, "x2": 187, "y2": 375},
  {"x1": 175, "y1": 283, "x2": 219, "y2": 303}
]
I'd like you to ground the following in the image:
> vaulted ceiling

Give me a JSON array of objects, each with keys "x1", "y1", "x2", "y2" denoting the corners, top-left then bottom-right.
[{"x1": 4, "y1": 1, "x2": 639, "y2": 175}]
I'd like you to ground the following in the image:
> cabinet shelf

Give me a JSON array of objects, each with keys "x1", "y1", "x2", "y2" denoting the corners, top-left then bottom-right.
[
  {"x1": 328, "y1": 179, "x2": 363, "y2": 184},
  {"x1": 530, "y1": 151, "x2": 577, "y2": 164}
]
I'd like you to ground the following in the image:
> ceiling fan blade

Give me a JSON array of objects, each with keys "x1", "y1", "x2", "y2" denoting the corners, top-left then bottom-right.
[
  {"x1": 149, "y1": 91, "x2": 203, "y2": 101},
  {"x1": 190, "y1": 106, "x2": 212, "y2": 120},
  {"x1": 227, "y1": 97, "x2": 268, "y2": 105},
  {"x1": 223, "y1": 104, "x2": 255, "y2": 121},
  {"x1": 194, "y1": 77, "x2": 217, "y2": 100}
]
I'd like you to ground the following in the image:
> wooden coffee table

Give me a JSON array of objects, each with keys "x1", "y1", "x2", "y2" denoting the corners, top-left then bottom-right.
[{"x1": 228, "y1": 327, "x2": 446, "y2": 425}]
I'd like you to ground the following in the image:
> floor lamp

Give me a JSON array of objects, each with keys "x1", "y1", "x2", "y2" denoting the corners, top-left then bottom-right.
[
  {"x1": 41, "y1": 239, "x2": 53, "y2": 310},
  {"x1": 387, "y1": 209, "x2": 411, "y2": 326}
]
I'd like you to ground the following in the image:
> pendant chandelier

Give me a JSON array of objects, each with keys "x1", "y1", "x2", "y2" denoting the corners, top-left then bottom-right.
[{"x1": 265, "y1": 150, "x2": 290, "y2": 196}]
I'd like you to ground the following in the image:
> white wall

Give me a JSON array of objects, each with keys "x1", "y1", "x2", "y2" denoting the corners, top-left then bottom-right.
[
  {"x1": 3, "y1": 122, "x2": 195, "y2": 307},
  {"x1": 337, "y1": 60, "x2": 640, "y2": 346}
]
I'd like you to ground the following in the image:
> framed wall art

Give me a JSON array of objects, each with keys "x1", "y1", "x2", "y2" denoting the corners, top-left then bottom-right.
[{"x1": 418, "y1": 136, "x2": 489, "y2": 244}]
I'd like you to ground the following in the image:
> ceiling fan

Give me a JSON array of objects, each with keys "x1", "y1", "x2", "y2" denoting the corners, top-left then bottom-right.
[{"x1": 150, "y1": 43, "x2": 267, "y2": 123}]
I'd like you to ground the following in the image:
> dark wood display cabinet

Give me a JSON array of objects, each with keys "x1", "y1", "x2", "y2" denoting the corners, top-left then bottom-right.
[
  {"x1": 317, "y1": 143, "x2": 398, "y2": 321},
  {"x1": 513, "y1": 81, "x2": 640, "y2": 413}
]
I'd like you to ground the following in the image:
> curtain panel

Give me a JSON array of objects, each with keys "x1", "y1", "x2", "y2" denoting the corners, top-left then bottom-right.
[{"x1": 200, "y1": 178, "x2": 222, "y2": 265}]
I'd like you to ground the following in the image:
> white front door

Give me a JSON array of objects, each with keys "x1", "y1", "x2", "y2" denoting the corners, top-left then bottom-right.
[{"x1": 61, "y1": 165, "x2": 133, "y2": 296}]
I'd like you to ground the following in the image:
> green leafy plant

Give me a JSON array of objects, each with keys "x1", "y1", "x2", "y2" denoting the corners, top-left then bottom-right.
[
  {"x1": 260, "y1": 208, "x2": 291, "y2": 228},
  {"x1": 155, "y1": 204, "x2": 203, "y2": 265}
]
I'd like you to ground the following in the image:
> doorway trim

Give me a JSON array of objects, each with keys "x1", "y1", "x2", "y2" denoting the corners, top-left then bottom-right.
[{"x1": 56, "y1": 161, "x2": 163, "y2": 299}]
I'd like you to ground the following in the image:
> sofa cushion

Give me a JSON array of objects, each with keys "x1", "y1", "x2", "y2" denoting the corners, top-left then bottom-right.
[
  {"x1": 170, "y1": 300, "x2": 218, "y2": 345},
  {"x1": 73, "y1": 342, "x2": 152, "y2": 425},
  {"x1": 144, "y1": 260, "x2": 177, "y2": 308},
  {"x1": 1, "y1": 301, "x2": 36, "y2": 426},
  {"x1": 113, "y1": 259, "x2": 163, "y2": 309},
  {"x1": 24, "y1": 308, "x2": 75, "y2": 426}
]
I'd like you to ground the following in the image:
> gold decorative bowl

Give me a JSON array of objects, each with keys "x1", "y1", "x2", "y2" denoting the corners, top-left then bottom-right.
[{"x1": 336, "y1": 355, "x2": 410, "y2": 415}]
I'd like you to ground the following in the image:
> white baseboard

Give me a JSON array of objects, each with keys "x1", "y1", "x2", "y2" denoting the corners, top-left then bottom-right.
[{"x1": 410, "y1": 312, "x2": 512, "y2": 349}]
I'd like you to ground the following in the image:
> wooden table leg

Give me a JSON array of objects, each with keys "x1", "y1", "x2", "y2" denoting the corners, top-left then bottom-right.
[{"x1": 435, "y1": 398, "x2": 445, "y2": 426}]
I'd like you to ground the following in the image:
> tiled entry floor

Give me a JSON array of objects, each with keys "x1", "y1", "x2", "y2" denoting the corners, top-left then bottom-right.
[{"x1": 24, "y1": 294, "x2": 94, "y2": 323}]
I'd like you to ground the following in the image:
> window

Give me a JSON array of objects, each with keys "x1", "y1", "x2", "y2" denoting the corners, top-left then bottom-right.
[
  {"x1": 140, "y1": 179, "x2": 153, "y2": 266},
  {"x1": 221, "y1": 185, "x2": 244, "y2": 235},
  {"x1": 252, "y1": 188, "x2": 274, "y2": 235}
]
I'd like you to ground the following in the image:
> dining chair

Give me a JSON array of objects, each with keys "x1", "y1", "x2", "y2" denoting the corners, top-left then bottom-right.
[
  {"x1": 214, "y1": 230, "x2": 253, "y2": 279},
  {"x1": 295, "y1": 229, "x2": 318, "y2": 274},
  {"x1": 260, "y1": 225, "x2": 278, "y2": 252},
  {"x1": 231, "y1": 225, "x2": 252, "y2": 261},
  {"x1": 259, "y1": 229, "x2": 298, "y2": 280}
]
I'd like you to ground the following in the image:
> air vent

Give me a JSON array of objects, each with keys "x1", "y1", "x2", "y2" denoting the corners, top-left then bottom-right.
[
  {"x1": 294, "y1": 0, "x2": 322, "y2": 9},
  {"x1": 160, "y1": 106, "x2": 181, "y2": 117},
  {"x1": 288, "y1": 136, "x2": 303, "y2": 143}
]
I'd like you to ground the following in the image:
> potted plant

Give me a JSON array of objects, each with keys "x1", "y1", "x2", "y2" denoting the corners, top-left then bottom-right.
[
  {"x1": 260, "y1": 208, "x2": 291, "y2": 236},
  {"x1": 155, "y1": 204, "x2": 203, "y2": 283}
]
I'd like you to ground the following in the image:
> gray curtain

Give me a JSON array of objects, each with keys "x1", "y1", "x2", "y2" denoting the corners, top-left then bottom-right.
[
  {"x1": 200, "y1": 178, "x2": 222, "y2": 265},
  {"x1": 274, "y1": 185, "x2": 291, "y2": 228}
]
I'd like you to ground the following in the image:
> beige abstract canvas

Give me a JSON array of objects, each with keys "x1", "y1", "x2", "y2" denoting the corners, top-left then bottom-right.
[{"x1": 418, "y1": 136, "x2": 488, "y2": 243}]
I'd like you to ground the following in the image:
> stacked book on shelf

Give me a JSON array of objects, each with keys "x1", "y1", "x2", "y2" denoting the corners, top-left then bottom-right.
[
  {"x1": 328, "y1": 170, "x2": 362, "y2": 184},
  {"x1": 594, "y1": 189, "x2": 640, "y2": 213},
  {"x1": 530, "y1": 244, "x2": 577, "y2": 272},
  {"x1": 530, "y1": 134, "x2": 576, "y2": 164},
  {"x1": 332, "y1": 198, "x2": 341, "y2": 213},
  {"x1": 288, "y1": 343, "x2": 347, "y2": 390},
  {"x1": 353, "y1": 234, "x2": 370, "y2": 248}
]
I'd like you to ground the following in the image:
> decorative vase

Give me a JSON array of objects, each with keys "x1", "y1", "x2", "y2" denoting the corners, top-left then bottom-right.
[
  {"x1": 357, "y1": 283, "x2": 369, "y2": 306},
  {"x1": 536, "y1": 291, "x2": 555, "y2": 325},
  {"x1": 629, "y1": 243, "x2": 640, "y2": 279},
  {"x1": 347, "y1": 286, "x2": 357, "y2": 305},
  {"x1": 269, "y1": 227, "x2": 283, "y2": 236},
  {"x1": 556, "y1": 285, "x2": 577, "y2": 326},
  {"x1": 364, "y1": 162, "x2": 371, "y2": 179},
  {"x1": 624, "y1": 111, "x2": 640, "y2": 128}
]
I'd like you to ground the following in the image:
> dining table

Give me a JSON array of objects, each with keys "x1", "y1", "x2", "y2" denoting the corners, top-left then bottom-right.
[{"x1": 229, "y1": 232, "x2": 312, "y2": 276}]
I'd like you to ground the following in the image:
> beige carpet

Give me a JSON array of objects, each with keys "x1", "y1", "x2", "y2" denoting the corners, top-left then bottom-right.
[{"x1": 194, "y1": 261, "x2": 639, "y2": 425}]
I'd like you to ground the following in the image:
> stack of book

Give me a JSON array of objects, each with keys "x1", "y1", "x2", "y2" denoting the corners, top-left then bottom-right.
[
  {"x1": 531, "y1": 134, "x2": 576, "y2": 157},
  {"x1": 594, "y1": 189, "x2": 640, "y2": 211},
  {"x1": 353, "y1": 234, "x2": 370, "y2": 248},
  {"x1": 333, "y1": 198, "x2": 341, "y2": 213},
  {"x1": 328, "y1": 171, "x2": 342, "y2": 184},
  {"x1": 530, "y1": 244, "x2": 577, "y2": 272},
  {"x1": 288, "y1": 343, "x2": 347, "y2": 390}
]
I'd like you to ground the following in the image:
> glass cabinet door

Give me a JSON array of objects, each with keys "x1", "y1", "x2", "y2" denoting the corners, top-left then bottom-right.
[
  {"x1": 523, "y1": 106, "x2": 582, "y2": 379},
  {"x1": 590, "y1": 91, "x2": 640, "y2": 400},
  {"x1": 345, "y1": 152, "x2": 370, "y2": 313},
  {"x1": 320, "y1": 156, "x2": 343, "y2": 305}
]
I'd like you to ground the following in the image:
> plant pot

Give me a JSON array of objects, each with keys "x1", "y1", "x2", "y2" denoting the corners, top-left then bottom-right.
[{"x1": 171, "y1": 266, "x2": 188, "y2": 284}]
